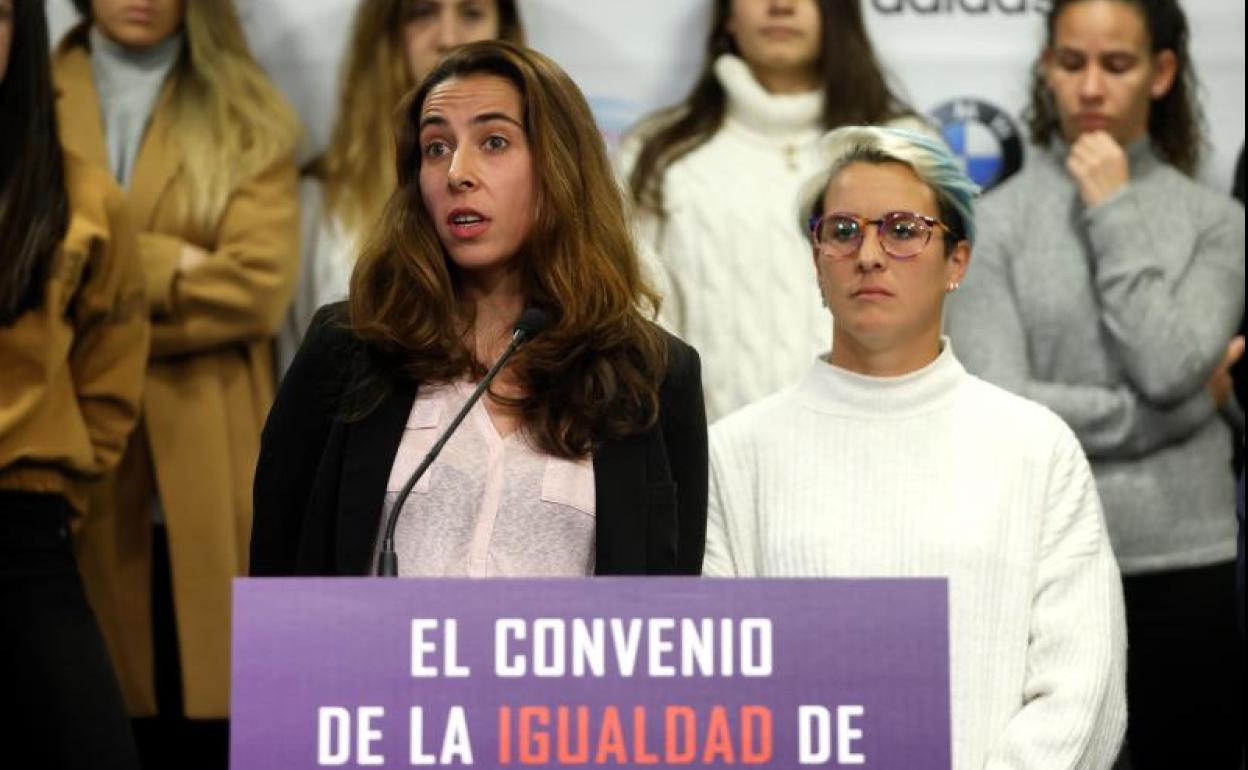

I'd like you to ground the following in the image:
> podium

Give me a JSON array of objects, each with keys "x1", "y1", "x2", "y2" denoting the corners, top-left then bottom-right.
[{"x1": 230, "y1": 577, "x2": 950, "y2": 769}]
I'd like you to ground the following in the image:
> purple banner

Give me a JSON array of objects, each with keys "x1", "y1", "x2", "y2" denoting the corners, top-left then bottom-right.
[{"x1": 231, "y1": 578, "x2": 949, "y2": 769}]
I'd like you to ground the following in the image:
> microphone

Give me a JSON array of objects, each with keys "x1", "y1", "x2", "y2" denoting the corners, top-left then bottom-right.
[{"x1": 376, "y1": 308, "x2": 551, "y2": 576}]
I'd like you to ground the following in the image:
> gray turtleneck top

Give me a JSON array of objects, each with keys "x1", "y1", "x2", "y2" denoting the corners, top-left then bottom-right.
[
  {"x1": 89, "y1": 26, "x2": 182, "y2": 189},
  {"x1": 947, "y1": 140, "x2": 1246, "y2": 574}
]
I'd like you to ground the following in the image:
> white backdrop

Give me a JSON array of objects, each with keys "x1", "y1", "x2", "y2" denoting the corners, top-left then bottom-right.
[{"x1": 48, "y1": 0, "x2": 1244, "y2": 192}]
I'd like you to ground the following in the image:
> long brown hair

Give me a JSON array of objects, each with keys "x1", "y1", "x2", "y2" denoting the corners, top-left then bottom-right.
[
  {"x1": 317, "y1": 0, "x2": 525, "y2": 235},
  {"x1": 628, "y1": 0, "x2": 914, "y2": 215},
  {"x1": 349, "y1": 41, "x2": 667, "y2": 459},
  {"x1": 1026, "y1": 0, "x2": 1204, "y2": 175},
  {"x1": 1, "y1": 0, "x2": 69, "y2": 325}
]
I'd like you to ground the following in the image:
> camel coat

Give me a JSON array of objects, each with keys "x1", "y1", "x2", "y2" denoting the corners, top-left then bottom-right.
[
  {"x1": 53, "y1": 34, "x2": 299, "y2": 719},
  {"x1": 0, "y1": 152, "x2": 148, "y2": 509}
]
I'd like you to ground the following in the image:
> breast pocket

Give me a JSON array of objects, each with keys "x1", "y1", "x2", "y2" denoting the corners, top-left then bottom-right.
[
  {"x1": 540, "y1": 456, "x2": 596, "y2": 517},
  {"x1": 385, "y1": 397, "x2": 445, "y2": 495}
]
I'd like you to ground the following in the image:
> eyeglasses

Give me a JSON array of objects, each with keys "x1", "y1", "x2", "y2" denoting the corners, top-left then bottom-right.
[{"x1": 808, "y1": 211, "x2": 953, "y2": 260}]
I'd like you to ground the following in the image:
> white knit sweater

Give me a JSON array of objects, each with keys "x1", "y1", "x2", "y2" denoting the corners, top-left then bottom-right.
[
  {"x1": 706, "y1": 342, "x2": 1127, "y2": 770},
  {"x1": 617, "y1": 55, "x2": 830, "y2": 422}
]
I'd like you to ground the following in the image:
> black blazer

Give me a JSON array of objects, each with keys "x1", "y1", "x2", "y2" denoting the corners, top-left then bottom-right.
[{"x1": 251, "y1": 304, "x2": 707, "y2": 576}]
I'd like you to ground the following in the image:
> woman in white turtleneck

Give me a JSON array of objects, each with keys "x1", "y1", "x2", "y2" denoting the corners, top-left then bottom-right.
[
  {"x1": 618, "y1": 0, "x2": 929, "y2": 422},
  {"x1": 705, "y1": 126, "x2": 1128, "y2": 769}
]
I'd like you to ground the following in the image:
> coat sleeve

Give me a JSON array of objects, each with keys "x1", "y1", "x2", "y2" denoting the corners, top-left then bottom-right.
[
  {"x1": 947, "y1": 212, "x2": 1216, "y2": 461},
  {"x1": 250, "y1": 304, "x2": 351, "y2": 576},
  {"x1": 983, "y1": 428, "x2": 1127, "y2": 769},
  {"x1": 661, "y1": 336, "x2": 708, "y2": 574},
  {"x1": 146, "y1": 154, "x2": 300, "y2": 358},
  {"x1": 1084, "y1": 186, "x2": 1245, "y2": 405},
  {"x1": 69, "y1": 183, "x2": 150, "y2": 475}
]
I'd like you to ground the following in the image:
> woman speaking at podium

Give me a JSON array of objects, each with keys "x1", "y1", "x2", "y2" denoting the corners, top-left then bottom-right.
[
  {"x1": 703, "y1": 126, "x2": 1127, "y2": 768},
  {"x1": 280, "y1": 0, "x2": 526, "y2": 370},
  {"x1": 253, "y1": 42, "x2": 707, "y2": 579}
]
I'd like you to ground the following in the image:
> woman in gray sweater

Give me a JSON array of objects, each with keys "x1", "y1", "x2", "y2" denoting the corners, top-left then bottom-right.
[{"x1": 946, "y1": 0, "x2": 1244, "y2": 767}]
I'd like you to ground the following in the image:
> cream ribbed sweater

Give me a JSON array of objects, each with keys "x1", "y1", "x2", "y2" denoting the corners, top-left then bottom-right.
[{"x1": 706, "y1": 343, "x2": 1127, "y2": 770}]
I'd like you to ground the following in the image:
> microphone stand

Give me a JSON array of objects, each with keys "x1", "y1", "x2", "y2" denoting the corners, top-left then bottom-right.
[{"x1": 375, "y1": 324, "x2": 537, "y2": 577}]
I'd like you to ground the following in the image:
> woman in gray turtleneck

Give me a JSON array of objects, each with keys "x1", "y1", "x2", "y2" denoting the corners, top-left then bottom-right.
[
  {"x1": 947, "y1": 1, "x2": 1245, "y2": 768},
  {"x1": 86, "y1": 22, "x2": 179, "y2": 191},
  {"x1": 52, "y1": 1, "x2": 300, "y2": 768}
]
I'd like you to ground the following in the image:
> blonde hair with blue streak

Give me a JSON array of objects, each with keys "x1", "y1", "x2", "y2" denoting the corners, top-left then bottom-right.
[{"x1": 797, "y1": 125, "x2": 980, "y2": 247}]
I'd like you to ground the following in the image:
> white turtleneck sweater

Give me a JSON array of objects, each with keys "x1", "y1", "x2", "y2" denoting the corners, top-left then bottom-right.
[
  {"x1": 617, "y1": 55, "x2": 931, "y2": 422},
  {"x1": 706, "y1": 342, "x2": 1127, "y2": 770}
]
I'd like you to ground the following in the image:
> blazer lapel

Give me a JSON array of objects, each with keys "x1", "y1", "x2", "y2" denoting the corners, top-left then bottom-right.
[
  {"x1": 53, "y1": 39, "x2": 110, "y2": 172},
  {"x1": 336, "y1": 380, "x2": 418, "y2": 574},
  {"x1": 593, "y1": 432, "x2": 649, "y2": 574},
  {"x1": 53, "y1": 33, "x2": 182, "y2": 230},
  {"x1": 126, "y1": 78, "x2": 181, "y2": 230}
]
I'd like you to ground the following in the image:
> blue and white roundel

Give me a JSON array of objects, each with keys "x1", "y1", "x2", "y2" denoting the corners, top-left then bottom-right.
[{"x1": 930, "y1": 98, "x2": 1024, "y2": 191}]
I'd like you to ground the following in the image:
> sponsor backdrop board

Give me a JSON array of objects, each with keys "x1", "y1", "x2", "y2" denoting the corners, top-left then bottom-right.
[
  {"x1": 231, "y1": 577, "x2": 951, "y2": 769},
  {"x1": 48, "y1": 0, "x2": 1245, "y2": 193}
]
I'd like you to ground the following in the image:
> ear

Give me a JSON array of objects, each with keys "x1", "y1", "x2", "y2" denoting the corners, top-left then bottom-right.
[
  {"x1": 945, "y1": 240, "x2": 971, "y2": 289},
  {"x1": 1150, "y1": 49, "x2": 1178, "y2": 100}
]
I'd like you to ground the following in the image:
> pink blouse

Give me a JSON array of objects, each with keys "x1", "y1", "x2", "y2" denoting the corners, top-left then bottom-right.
[{"x1": 378, "y1": 381, "x2": 596, "y2": 577}]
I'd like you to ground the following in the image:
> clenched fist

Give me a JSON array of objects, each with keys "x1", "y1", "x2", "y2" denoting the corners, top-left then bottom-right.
[{"x1": 1067, "y1": 131, "x2": 1130, "y2": 208}]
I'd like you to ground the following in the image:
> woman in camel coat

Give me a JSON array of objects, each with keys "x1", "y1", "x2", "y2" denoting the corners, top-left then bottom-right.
[{"x1": 52, "y1": 0, "x2": 299, "y2": 762}]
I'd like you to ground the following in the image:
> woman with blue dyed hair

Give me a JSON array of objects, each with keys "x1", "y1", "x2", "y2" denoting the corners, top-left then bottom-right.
[{"x1": 704, "y1": 125, "x2": 1127, "y2": 768}]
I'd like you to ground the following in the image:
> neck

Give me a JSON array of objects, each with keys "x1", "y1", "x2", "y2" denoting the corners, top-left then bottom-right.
[
  {"x1": 748, "y1": 63, "x2": 819, "y2": 95},
  {"x1": 462, "y1": 268, "x2": 524, "y2": 363},
  {"x1": 829, "y1": 325, "x2": 944, "y2": 377}
]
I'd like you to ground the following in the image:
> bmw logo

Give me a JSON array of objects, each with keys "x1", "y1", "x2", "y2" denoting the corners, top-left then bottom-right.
[{"x1": 930, "y1": 98, "x2": 1024, "y2": 191}]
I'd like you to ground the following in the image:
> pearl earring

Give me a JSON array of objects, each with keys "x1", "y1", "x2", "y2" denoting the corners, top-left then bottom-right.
[{"x1": 947, "y1": 282, "x2": 960, "y2": 292}]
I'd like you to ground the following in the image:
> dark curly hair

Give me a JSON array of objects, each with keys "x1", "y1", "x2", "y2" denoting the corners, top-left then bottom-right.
[{"x1": 1026, "y1": 0, "x2": 1205, "y2": 176}]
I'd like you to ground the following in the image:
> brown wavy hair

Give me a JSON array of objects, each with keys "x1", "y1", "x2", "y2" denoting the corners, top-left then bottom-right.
[
  {"x1": 315, "y1": 0, "x2": 524, "y2": 235},
  {"x1": 1026, "y1": 0, "x2": 1205, "y2": 175},
  {"x1": 349, "y1": 40, "x2": 668, "y2": 459},
  {"x1": 627, "y1": 0, "x2": 915, "y2": 215}
]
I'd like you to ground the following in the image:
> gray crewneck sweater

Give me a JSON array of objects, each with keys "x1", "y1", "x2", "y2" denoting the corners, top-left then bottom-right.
[
  {"x1": 89, "y1": 26, "x2": 182, "y2": 189},
  {"x1": 947, "y1": 140, "x2": 1245, "y2": 574}
]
